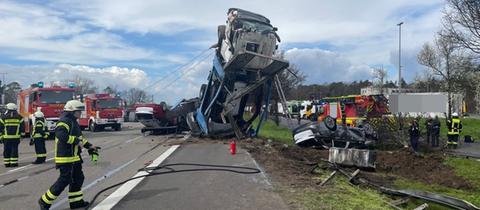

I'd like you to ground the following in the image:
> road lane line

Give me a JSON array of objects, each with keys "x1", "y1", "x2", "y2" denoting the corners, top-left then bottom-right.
[
  {"x1": 91, "y1": 145, "x2": 180, "y2": 210},
  {"x1": 49, "y1": 137, "x2": 169, "y2": 209},
  {"x1": 0, "y1": 136, "x2": 143, "y2": 179}
]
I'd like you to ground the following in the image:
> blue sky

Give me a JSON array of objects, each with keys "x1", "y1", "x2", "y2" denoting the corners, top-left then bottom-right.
[{"x1": 0, "y1": 0, "x2": 445, "y2": 103}]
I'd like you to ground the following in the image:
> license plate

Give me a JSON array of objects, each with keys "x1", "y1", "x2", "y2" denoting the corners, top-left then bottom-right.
[{"x1": 294, "y1": 130, "x2": 314, "y2": 142}]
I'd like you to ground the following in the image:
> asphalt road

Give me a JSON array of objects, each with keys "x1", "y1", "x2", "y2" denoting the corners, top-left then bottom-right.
[
  {"x1": 0, "y1": 123, "x2": 289, "y2": 210},
  {"x1": 0, "y1": 122, "x2": 174, "y2": 210},
  {"x1": 113, "y1": 143, "x2": 289, "y2": 210}
]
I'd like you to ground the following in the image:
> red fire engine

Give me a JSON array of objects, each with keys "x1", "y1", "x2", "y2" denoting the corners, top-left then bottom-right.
[
  {"x1": 18, "y1": 82, "x2": 76, "y2": 136},
  {"x1": 78, "y1": 93, "x2": 124, "y2": 132},
  {"x1": 316, "y1": 94, "x2": 389, "y2": 127}
]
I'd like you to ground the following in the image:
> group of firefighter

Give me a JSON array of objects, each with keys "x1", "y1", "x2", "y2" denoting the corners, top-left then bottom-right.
[
  {"x1": 0, "y1": 100, "x2": 100, "y2": 209},
  {"x1": 408, "y1": 112, "x2": 463, "y2": 152}
]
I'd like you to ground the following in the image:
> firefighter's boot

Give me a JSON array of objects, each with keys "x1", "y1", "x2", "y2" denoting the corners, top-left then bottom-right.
[{"x1": 70, "y1": 200, "x2": 89, "y2": 209}]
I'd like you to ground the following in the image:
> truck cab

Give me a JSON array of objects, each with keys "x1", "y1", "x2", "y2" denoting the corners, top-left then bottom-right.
[
  {"x1": 78, "y1": 94, "x2": 124, "y2": 132},
  {"x1": 18, "y1": 82, "x2": 76, "y2": 136}
]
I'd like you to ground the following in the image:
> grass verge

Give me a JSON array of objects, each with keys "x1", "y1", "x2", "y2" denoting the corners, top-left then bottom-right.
[
  {"x1": 294, "y1": 169, "x2": 393, "y2": 210},
  {"x1": 251, "y1": 117, "x2": 294, "y2": 145},
  {"x1": 395, "y1": 156, "x2": 480, "y2": 209}
]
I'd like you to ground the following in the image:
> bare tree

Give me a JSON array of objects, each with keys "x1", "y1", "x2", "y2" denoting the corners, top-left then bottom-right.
[
  {"x1": 103, "y1": 86, "x2": 119, "y2": 95},
  {"x1": 3, "y1": 82, "x2": 22, "y2": 104},
  {"x1": 62, "y1": 75, "x2": 98, "y2": 95},
  {"x1": 372, "y1": 67, "x2": 387, "y2": 94},
  {"x1": 444, "y1": 0, "x2": 480, "y2": 56},
  {"x1": 417, "y1": 33, "x2": 463, "y2": 116},
  {"x1": 123, "y1": 88, "x2": 153, "y2": 106}
]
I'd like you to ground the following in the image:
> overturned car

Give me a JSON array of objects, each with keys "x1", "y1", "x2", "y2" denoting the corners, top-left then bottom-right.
[{"x1": 293, "y1": 116, "x2": 377, "y2": 149}]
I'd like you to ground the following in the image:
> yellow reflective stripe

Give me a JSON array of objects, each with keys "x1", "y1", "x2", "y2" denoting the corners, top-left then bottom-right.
[
  {"x1": 36, "y1": 154, "x2": 47, "y2": 157},
  {"x1": 81, "y1": 137, "x2": 88, "y2": 146},
  {"x1": 33, "y1": 134, "x2": 43, "y2": 138},
  {"x1": 74, "y1": 145, "x2": 79, "y2": 156},
  {"x1": 68, "y1": 196, "x2": 84, "y2": 203},
  {"x1": 68, "y1": 191, "x2": 83, "y2": 196},
  {"x1": 42, "y1": 194, "x2": 53, "y2": 204},
  {"x1": 67, "y1": 136, "x2": 76, "y2": 144},
  {"x1": 4, "y1": 123, "x2": 20, "y2": 126},
  {"x1": 54, "y1": 156, "x2": 80, "y2": 163},
  {"x1": 3, "y1": 135, "x2": 20, "y2": 139},
  {"x1": 56, "y1": 122, "x2": 70, "y2": 131},
  {"x1": 4, "y1": 119, "x2": 20, "y2": 123},
  {"x1": 47, "y1": 190, "x2": 57, "y2": 199}
]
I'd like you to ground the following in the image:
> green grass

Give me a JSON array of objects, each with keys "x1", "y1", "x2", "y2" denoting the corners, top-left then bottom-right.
[
  {"x1": 252, "y1": 118, "x2": 294, "y2": 145},
  {"x1": 395, "y1": 178, "x2": 480, "y2": 209},
  {"x1": 416, "y1": 117, "x2": 480, "y2": 141},
  {"x1": 460, "y1": 118, "x2": 480, "y2": 142},
  {"x1": 296, "y1": 170, "x2": 393, "y2": 210},
  {"x1": 395, "y1": 157, "x2": 480, "y2": 209},
  {"x1": 444, "y1": 157, "x2": 480, "y2": 188}
]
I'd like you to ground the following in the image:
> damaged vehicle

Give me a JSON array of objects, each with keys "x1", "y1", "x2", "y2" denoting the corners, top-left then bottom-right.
[
  {"x1": 136, "y1": 98, "x2": 198, "y2": 135},
  {"x1": 215, "y1": 8, "x2": 281, "y2": 69},
  {"x1": 186, "y1": 8, "x2": 289, "y2": 139},
  {"x1": 293, "y1": 116, "x2": 377, "y2": 149}
]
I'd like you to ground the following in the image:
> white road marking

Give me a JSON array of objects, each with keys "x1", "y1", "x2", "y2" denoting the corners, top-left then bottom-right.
[
  {"x1": 0, "y1": 136, "x2": 141, "y2": 177},
  {"x1": 246, "y1": 151, "x2": 272, "y2": 187},
  {"x1": 91, "y1": 145, "x2": 180, "y2": 210}
]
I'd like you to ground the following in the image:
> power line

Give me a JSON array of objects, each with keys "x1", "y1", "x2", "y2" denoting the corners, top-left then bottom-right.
[
  {"x1": 142, "y1": 48, "x2": 212, "y2": 91},
  {"x1": 155, "y1": 51, "x2": 214, "y2": 92}
]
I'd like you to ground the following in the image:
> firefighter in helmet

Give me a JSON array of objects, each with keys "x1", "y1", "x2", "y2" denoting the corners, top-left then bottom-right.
[
  {"x1": 39, "y1": 100, "x2": 100, "y2": 210},
  {"x1": 446, "y1": 112, "x2": 462, "y2": 149},
  {"x1": 30, "y1": 110, "x2": 49, "y2": 164},
  {"x1": 0, "y1": 103, "x2": 25, "y2": 167}
]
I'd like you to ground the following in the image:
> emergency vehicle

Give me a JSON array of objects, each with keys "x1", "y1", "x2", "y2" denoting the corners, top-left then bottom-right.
[
  {"x1": 17, "y1": 82, "x2": 76, "y2": 136},
  {"x1": 78, "y1": 93, "x2": 124, "y2": 132},
  {"x1": 316, "y1": 94, "x2": 389, "y2": 127}
]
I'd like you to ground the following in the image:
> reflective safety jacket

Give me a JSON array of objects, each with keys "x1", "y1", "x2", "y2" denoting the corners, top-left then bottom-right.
[
  {"x1": 54, "y1": 112, "x2": 92, "y2": 165},
  {"x1": 447, "y1": 117, "x2": 462, "y2": 135},
  {"x1": 32, "y1": 118, "x2": 49, "y2": 139},
  {"x1": 0, "y1": 111, "x2": 25, "y2": 140}
]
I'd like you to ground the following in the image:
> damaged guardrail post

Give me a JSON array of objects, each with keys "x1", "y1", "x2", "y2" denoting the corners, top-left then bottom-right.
[{"x1": 328, "y1": 147, "x2": 376, "y2": 169}]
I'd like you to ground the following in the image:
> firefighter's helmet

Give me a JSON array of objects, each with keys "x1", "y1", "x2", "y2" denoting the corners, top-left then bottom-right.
[
  {"x1": 34, "y1": 111, "x2": 44, "y2": 118},
  {"x1": 6, "y1": 103, "x2": 17, "y2": 110},
  {"x1": 64, "y1": 100, "x2": 85, "y2": 112},
  {"x1": 452, "y1": 112, "x2": 459, "y2": 117}
]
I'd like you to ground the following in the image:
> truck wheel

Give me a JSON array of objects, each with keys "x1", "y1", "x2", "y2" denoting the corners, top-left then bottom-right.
[
  {"x1": 217, "y1": 25, "x2": 226, "y2": 48},
  {"x1": 199, "y1": 84, "x2": 207, "y2": 99},
  {"x1": 89, "y1": 121, "x2": 98, "y2": 132},
  {"x1": 114, "y1": 124, "x2": 122, "y2": 131}
]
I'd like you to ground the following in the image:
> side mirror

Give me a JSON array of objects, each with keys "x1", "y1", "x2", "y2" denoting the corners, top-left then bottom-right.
[{"x1": 273, "y1": 27, "x2": 278, "y2": 31}]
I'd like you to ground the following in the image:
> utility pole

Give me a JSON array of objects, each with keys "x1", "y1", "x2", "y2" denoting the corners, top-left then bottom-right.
[
  {"x1": 397, "y1": 22, "x2": 403, "y2": 94},
  {"x1": 0, "y1": 72, "x2": 7, "y2": 105}
]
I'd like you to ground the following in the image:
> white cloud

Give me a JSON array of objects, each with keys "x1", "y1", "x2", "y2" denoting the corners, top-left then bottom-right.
[
  {"x1": 0, "y1": 0, "x2": 449, "y2": 102},
  {"x1": 1, "y1": 64, "x2": 148, "y2": 90},
  {"x1": 284, "y1": 48, "x2": 372, "y2": 84},
  {"x1": 0, "y1": 1, "x2": 153, "y2": 64},
  {"x1": 150, "y1": 54, "x2": 213, "y2": 103}
]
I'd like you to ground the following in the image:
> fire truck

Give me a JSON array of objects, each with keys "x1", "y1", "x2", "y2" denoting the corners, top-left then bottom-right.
[
  {"x1": 316, "y1": 94, "x2": 389, "y2": 127},
  {"x1": 17, "y1": 82, "x2": 76, "y2": 136},
  {"x1": 78, "y1": 93, "x2": 124, "y2": 132}
]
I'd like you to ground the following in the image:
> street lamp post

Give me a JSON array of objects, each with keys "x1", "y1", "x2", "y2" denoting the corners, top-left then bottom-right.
[{"x1": 397, "y1": 22, "x2": 403, "y2": 94}]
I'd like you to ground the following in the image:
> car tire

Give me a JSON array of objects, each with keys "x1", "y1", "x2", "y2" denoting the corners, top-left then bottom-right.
[
  {"x1": 217, "y1": 25, "x2": 226, "y2": 47},
  {"x1": 324, "y1": 116, "x2": 337, "y2": 131},
  {"x1": 114, "y1": 124, "x2": 122, "y2": 131}
]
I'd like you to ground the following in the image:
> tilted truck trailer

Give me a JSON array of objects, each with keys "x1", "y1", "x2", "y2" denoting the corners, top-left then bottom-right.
[
  {"x1": 77, "y1": 93, "x2": 124, "y2": 132},
  {"x1": 17, "y1": 82, "x2": 76, "y2": 136}
]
